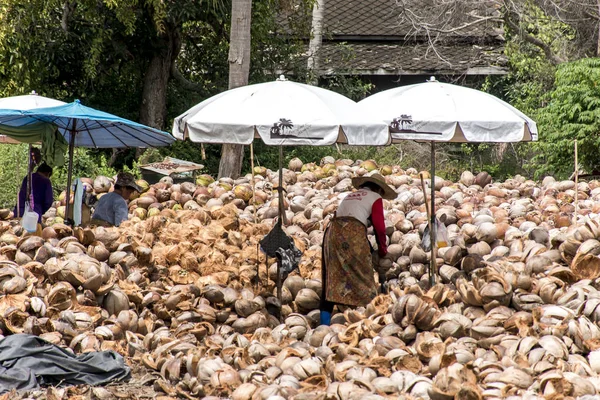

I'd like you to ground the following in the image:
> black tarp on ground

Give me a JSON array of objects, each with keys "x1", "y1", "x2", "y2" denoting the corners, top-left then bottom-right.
[{"x1": 0, "y1": 334, "x2": 131, "y2": 394}]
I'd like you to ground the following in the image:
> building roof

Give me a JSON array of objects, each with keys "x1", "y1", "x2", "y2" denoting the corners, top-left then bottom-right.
[
  {"x1": 317, "y1": 42, "x2": 507, "y2": 76},
  {"x1": 307, "y1": 0, "x2": 507, "y2": 76},
  {"x1": 323, "y1": 0, "x2": 504, "y2": 39}
]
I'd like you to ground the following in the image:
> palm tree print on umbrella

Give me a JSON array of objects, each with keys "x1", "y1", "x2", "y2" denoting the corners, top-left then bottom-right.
[
  {"x1": 269, "y1": 118, "x2": 324, "y2": 139},
  {"x1": 389, "y1": 114, "x2": 415, "y2": 133}
]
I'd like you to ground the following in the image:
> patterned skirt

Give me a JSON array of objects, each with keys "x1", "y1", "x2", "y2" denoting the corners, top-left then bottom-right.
[{"x1": 322, "y1": 216, "x2": 376, "y2": 307}]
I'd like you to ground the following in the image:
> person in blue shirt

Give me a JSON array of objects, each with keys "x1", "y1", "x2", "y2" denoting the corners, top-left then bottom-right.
[
  {"x1": 16, "y1": 163, "x2": 54, "y2": 222},
  {"x1": 90, "y1": 172, "x2": 141, "y2": 227}
]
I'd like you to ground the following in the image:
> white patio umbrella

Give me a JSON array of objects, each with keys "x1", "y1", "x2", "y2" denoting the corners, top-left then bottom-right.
[
  {"x1": 359, "y1": 77, "x2": 537, "y2": 143},
  {"x1": 359, "y1": 77, "x2": 538, "y2": 284},
  {"x1": 0, "y1": 91, "x2": 66, "y2": 110},
  {"x1": 0, "y1": 91, "x2": 65, "y2": 144},
  {"x1": 174, "y1": 75, "x2": 390, "y2": 147},
  {"x1": 174, "y1": 76, "x2": 391, "y2": 310},
  {"x1": 0, "y1": 100, "x2": 176, "y2": 221},
  {"x1": 173, "y1": 75, "x2": 391, "y2": 223}
]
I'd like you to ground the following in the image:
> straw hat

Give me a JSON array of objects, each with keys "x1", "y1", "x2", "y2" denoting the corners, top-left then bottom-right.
[
  {"x1": 351, "y1": 173, "x2": 397, "y2": 200},
  {"x1": 115, "y1": 172, "x2": 142, "y2": 192}
]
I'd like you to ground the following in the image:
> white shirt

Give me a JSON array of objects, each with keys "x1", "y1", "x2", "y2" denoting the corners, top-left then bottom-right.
[{"x1": 336, "y1": 188, "x2": 381, "y2": 227}]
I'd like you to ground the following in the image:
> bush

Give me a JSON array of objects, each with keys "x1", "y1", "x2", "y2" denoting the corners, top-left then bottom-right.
[
  {"x1": 0, "y1": 145, "x2": 140, "y2": 208},
  {"x1": 51, "y1": 149, "x2": 140, "y2": 194},
  {"x1": 0, "y1": 144, "x2": 30, "y2": 209}
]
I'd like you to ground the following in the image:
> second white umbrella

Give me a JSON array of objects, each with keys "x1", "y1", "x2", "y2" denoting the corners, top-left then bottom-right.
[{"x1": 359, "y1": 77, "x2": 537, "y2": 143}]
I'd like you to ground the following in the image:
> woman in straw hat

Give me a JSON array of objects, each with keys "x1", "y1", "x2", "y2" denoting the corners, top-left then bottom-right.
[
  {"x1": 90, "y1": 172, "x2": 142, "y2": 227},
  {"x1": 320, "y1": 173, "x2": 396, "y2": 325}
]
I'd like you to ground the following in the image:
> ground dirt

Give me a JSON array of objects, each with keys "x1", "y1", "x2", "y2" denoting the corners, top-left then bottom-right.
[{"x1": 0, "y1": 364, "x2": 174, "y2": 400}]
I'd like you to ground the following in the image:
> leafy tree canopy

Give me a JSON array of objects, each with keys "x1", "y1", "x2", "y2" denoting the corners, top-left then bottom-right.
[{"x1": 534, "y1": 58, "x2": 600, "y2": 179}]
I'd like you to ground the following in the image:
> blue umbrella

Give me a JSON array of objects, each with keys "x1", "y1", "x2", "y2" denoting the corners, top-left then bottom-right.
[
  {"x1": 0, "y1": 100, "x2": 176, "y2": 220},
  {"x1": 0, "y1": 99, "x2": 175, "y2": 148}
]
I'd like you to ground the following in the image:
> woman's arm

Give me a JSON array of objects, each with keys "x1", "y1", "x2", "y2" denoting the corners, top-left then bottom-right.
[{"x1": 371, "y1": 198, "x2": 388, "y2": 257}]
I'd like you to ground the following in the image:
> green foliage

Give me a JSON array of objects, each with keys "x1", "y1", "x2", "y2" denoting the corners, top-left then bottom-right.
[
  {"x1": 458, "y1": 0, "x2": 598, "y2": 181},
  {"x1": 534, "y1": 58, "x2": 600, "y2": 179},
  {"x1": 50, "y1": 149, "x2": 140, "y2": 194},
  {"x1": 463, "y1": 0, "x2": 573, "y2": 181},
  {"x1": 0, "y1": 144, "x2": 29, "y2": 209},
  {"x1": 0, "y1": 143, "x2": 144, "y2": 208},
  {"x1": 0, "y1": 0, "x2": 595, "y2": 185},
  {"x1": 320, "y1": 75, "x2": 373, "y2": 101}
]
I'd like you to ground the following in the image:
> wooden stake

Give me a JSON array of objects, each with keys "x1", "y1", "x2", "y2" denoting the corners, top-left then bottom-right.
[
  {"x1": 276, "y1": 257, "x2": 283, "y2": 323},
  {"x1": 250, "y1": 143, "x2": 257, "y2": 222},
  {"x1": 574, "y1": 139, "x2": 579, "y2": 226},
  {"x1": 419, "y1": 171, "x2": 436, "y2": 286},
  {"x1": 420, "y1": 173, "x2": 431, "y2": 216},
  {"x1": 430, "y1": 142, "x2": 437, "y2": 286}
]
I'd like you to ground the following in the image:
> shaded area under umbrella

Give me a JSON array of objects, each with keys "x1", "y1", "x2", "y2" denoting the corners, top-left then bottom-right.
[
  {"x1": 0, "y1": 92, "x2": 67, "y2": 220},
  {"x1": 0, "y1": 100, "x2": 176, "y2": 220},
  {"x1": 359, "y1": 77, "x2": 538, "y2": 285}
]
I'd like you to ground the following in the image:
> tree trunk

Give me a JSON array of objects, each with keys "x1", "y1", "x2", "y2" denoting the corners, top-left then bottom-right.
[
  {"x1": 307, "y1": 0, "x2": 325, "y2": 85},
  {"x1": 218, "y1": 0, "x2": 252, "y2": 179},
  {"x1": 135, "y1": 26, "x2": 180, "y2": 160},
  {"x1": 140, "y1": 54, "x2": 171, "y2": 129}
]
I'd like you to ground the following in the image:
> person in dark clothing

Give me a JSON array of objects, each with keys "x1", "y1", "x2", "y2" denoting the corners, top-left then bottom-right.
[{"x1": 15, "y1": 163, "x2": 54, "y2": 222}]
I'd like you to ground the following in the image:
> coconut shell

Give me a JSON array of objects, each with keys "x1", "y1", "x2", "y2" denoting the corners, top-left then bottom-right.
[{"x1": 571, "y1": 253, "x2": 600, "y2": 280}]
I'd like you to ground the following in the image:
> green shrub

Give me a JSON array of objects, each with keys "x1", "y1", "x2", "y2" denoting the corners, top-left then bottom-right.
[
  {"x1": 0, "y1": 144, "x2": 30, "y2": 209},
  {"x1": 51, "y1": 149, "x2": 140, "y2": 194},
  {"x1": 0, "y1": 145, "x2": 142, "y2": 208}
]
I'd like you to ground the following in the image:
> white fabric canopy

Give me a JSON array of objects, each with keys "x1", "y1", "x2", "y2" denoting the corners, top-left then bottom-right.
[
  {"x1": 0, "y1": 92, "x2": 66, "y2": 144},
  {"x1": 173, "y1": 77, "x2": 391, "y2": 146},
  {"x1": 358, "y1": 78, "x2": 538, "y2": 143},
  {"x1": 0, "y1": 92, "x2": 65, "y2": 110}
]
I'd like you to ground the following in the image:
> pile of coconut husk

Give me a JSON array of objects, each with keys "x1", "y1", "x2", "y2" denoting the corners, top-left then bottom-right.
[{"x1": 1, "y1": 157, "x2": 600, "y2": 399}]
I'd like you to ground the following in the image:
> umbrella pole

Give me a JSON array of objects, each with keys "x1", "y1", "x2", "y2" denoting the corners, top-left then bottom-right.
[
  {"x1": 430, "y1": 142, "x2": 437, "y2": 286},
  {"x1": 251, "y1": 143, "x2": 259, "y2": 289},
  {"x1": 250, "y1": 143, "x2": 256, "y2": 222},
  {"x1": 64, "y1": 124, "x2": 77, "y2": 222},
  {"x1": 278, "y1": 146, "x2": 285, "y2": 225},
  {"x1": 276, "y1": 145, "x2": 284, "y2": 321}
]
